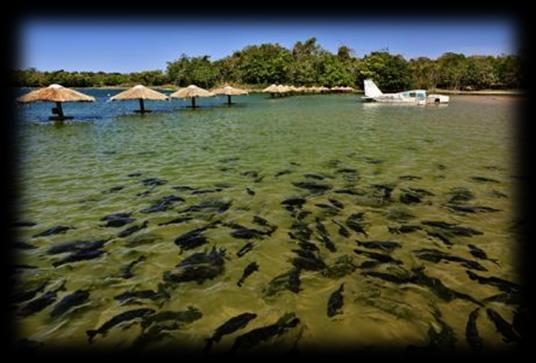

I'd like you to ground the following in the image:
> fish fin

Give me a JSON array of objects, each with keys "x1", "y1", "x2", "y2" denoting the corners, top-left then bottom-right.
[
  {"x1": 86, "y1": 330, "x2": 98, "y2": 343},
  {"x1": 202, "y1": 338, "x2": 214, "y2": 353}
]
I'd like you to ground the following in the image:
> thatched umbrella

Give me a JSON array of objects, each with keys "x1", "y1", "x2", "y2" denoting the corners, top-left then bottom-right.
[
  {"x1": 109, "y1": 84, "x2": 168, "y2": 113},
  {"x1": 17, "y1": 84, "x2": 95, "y2": 120},
  {"x1": 170, "y1": 85, "x2": 214, "y2": 108},
  {"x1": 263, "y1": 84, "x2": 280, "y2": 97},
  {"x1": 318, "y1": 86, "x2": 330, "y2": 93},
  {"x1": 211, "y1": 85, "x2": 248, "y2": 105}
]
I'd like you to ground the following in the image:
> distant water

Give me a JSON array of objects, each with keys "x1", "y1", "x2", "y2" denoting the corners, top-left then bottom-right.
[{"x1": 12, "y1": 89, "x2": 522, "y2": 351}]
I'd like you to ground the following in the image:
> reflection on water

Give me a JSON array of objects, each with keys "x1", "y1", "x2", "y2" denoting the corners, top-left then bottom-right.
[{"x1": 12, "y1": 91, "x2": 523, "y2": 352}]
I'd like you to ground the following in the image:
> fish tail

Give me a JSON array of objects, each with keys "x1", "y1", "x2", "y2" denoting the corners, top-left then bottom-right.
[
  {"x1": 202, "y1": 338, "x2": 214, "y2": 353},
  {"x1": 86, "y1": 330, "x2": 98, "y2": 343}
]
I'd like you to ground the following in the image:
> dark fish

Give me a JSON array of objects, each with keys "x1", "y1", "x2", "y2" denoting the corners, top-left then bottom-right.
[
  {"x1": 465, "y1": 308, "x2": 482, "y2": 351},
  {"x1": 242, "y1": 170, "x2": 258, "y2": 178},
  {"x1": 303, "y1": 173, "x2": 324, "y2": 180},
  {"x1": 468, "y1": 244, "x2": 499, "y2": 265},
  {"x1": 172, "y1": 185, "x2": 195, "y2": 192},
  {"x1": 252, "y1": 215, "x2": 270, "y2": 227},
  {"x1": 297, "y1": 241, "x2": 319, "y2": 252},
  {"x1": 447, "y1": 204, "x2": 500, "y2": 214},
  {"x1": 236, "y1": 242, "x2": 254, "y2": 258},
  {"x1": 163, "y1": 247, "x2": 226, "y2": 284},
  {"x1": 10, "y1": 281, "x2": 48, "y2": 304},
  {"x1": 121, "y1": 256, "x2": 146, "y2": 279},
  {"x1": 334, "y1": 188, "x2": 360, "y2": 195},
  {"x1": 471, "y1": 176, "x2": 500, "y2": 183},
  {"x1": 140, "y1": 178, "x2": 167, "y2": 186},
  {"x1": 50, "y1": 290, "x2": 90, "y2": 318},
  {"x1": 489, "y1": 190, "x2": 508, "y2": 198},
  {"x1": 486, "y1": 308, "x2": 520, "y2": 343},
  {"x1": 327, "y1": 283, "x2": 344, "y2": 317},
  {"x1": 483, "y1": 292, "x2": 520, "y2": 305},
  {"x1": 331, "y1": 219, "x2": 350, "y2": 238},
  {"x1": 336, "y1": 167, "x2": 357, "y2": 174},
  {"x1": 114, "y1": 290, "x2": 162, "y2": 303},
  {"x1": 230, "y1": 313, "x2": 300, "y2": 352},
  {"x1": 412, "y1": 268, "x2": 482, "y2": 305},
  {"x1": 288, "y1": 221, "x2": 313, "y2": 241},
  {"x1": 246, "y1": 187, "x2": 255, "y2": 196},
  {"x1": 53, "y1": 249, "x2": 105, "y2": 267},
  {"x1": 47, "y1": 239, "x2": 107, "y2": 255},
  {"x1": 11, "y1": 220, "x2": 37, "y2": 227},
  {"x1": 399, "y1": 190, "x2": 421, "y2": 204},
  {"x1": 158, "y1": 216, "x2": 193, "y2": 226},
  {"x1": 127, "y1": 172, "x2": 142, "y2": 177},
  {"x1": 345, "y1": 213, "x2": 368, "y2": 237},
  {"x1": 204, "y1": 313, "x2": 258, "y2": 352},
  {"x1": 315, "y1": 219, "x2": 336, "y2": 252},
  {"x1": 465, "y1": 271, "x2": 521, "y2": 294},
  {"x1": 140, "y1": 306, "x2": 203, "y2": 330},
  {"x1": 426, "y1": 230, "x2": 453, "y2": 246},
  {"x1": 281, "y1": 197, "x2": 306, "y2": 209},
  {"x1": 101, "y1": 212, "x2": 135, "y2": 228},
  {"x1": 288, "y1": 268, "x2": 301, "y2": 293},
  {"x1": 32, "y1": 225, "x2": 70, "y2": 238},
  {"x1": 356, "y1": 240, "x2": 401, "y2": 252},
  {"x1": 447, "y1": 187, "x2": 474, "y2": 203},
  {"x1": 140, "y1": 201, "x2": 172, "y2": 213},
  {"x1": 292, "y1": 256, "x2": 326, "y2": 271},
  {"x1": 323, "y1": 255, "x2": 356, "y2": 278},
  {"x1": 421, "y1": 220, "x2": 483, "y2": 236},
  {"x1": 364, "y1": 271, "x2": 412, "y2": 284},
  {"x1": 237, "y1": 262, "x2": 259, "y2": 287},
  {"x1": 191, "y1": 188, "x2": 222, "y2": 195},
  {"x1": 231, "y1": 228, "x2": 264, "y2": 239},
  {"x1": 275, "y1": 170, "x2": 292, "y2": 177},
  {"x1": 136, "y1": 190, "x2": 153, "y2": 197},
  {"x1": 174, "y1": 228, "x2": 208, "y2": 253},
  {"x1": 388, "y1": 225, "x2": 421, "y2": 234},
  {"x1": 292, "y1": 181, "x2": 332, "y2": 193},
  {"x1": 413, "y1": 248, "x2": 487, "y2": 271},
  {"x1": 426, "y1": 314, "x2": 456, "y2": 350},
  {"x1": 105, "y1": 185, "x2": 124, "y2": 193},
  {"x1": 19, "y1": 291, "x2": 57, "y2": 317},
  {"x1": 328, "y1": 198, "x2": 344, "y2": 209},
  {"x1": 354, "y1": 249, "x2": 401, "y2": 264},
  {"x1": 86, "y1": 308, "x2": 155, "y2": 342},
  {"x1": 118, "y1": 221, "x2": 148, "y2": 238}
]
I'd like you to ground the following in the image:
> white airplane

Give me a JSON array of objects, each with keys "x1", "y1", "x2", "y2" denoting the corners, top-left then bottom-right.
[{"x1": 361, "y1": 79, "x2": 449, "y2": 104}]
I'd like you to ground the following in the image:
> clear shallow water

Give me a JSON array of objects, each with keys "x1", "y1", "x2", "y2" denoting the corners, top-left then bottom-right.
[{"x1": 13, "y1": 89, "x2": 522, "y2": 351}]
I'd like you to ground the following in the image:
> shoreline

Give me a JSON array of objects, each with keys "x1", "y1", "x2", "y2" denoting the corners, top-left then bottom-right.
[{"x1": 14, "y1": 86, "x2": 526, "y2": 97}]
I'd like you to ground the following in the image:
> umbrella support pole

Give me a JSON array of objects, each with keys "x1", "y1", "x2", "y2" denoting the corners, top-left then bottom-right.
[
  {"x1": 49, "y1": 102, "x2": 72, "y2": 121},
  {"x1": 139, "y1": 99, "x2": 145, "y2": 114},
  {"x1": 191, "y1": 97, "x2": 196, "y2": 108},
  {"x1": 227, "y1": 95, "x2": 232, "y2": 105}
]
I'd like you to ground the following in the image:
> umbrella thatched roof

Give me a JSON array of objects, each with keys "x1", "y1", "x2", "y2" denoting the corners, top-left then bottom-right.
[
  {"x1": 110, "y1": 85, "x2": 168, "y2": 101},
  {"x1": 17, "y1": 84, "x2": 95, "y2": 103},
  {"x1": 318, "y1": 86, "x2": 330, "y2": 92},
  {"x1": 170, "y1": 85, "x2": 214, "y2": 99},
  {"x1": 211, "y1": 85, "x2": 248, "y2": 96},
  {"x1": 331, "y1": 86, "x2": 355, "y2": 92},
  {"x1": 263, "y1": 84, "x2": 279, "y2": 93},
  {"x1": 276, "y1": 85, "x2": 291, "y2": 93}
]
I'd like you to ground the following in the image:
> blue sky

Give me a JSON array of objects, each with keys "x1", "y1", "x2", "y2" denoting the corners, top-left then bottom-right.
[{"x1": 18, "y1": 17, "x2": 517, "y2": 73}]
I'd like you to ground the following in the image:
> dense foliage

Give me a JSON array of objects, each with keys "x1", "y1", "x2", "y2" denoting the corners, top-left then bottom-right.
[{"x1": 13, "y1": 38, "x2": 523, "y2": 91}]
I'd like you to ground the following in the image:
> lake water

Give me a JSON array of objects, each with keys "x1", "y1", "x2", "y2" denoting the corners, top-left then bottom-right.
[{"x1": 12, "y1": 89, "x2": 523, "y2": 352}]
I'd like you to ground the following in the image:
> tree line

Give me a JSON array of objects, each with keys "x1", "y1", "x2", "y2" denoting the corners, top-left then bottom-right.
[{"x1": 13, "y1": 37, "x2": 524, "y2": 91}]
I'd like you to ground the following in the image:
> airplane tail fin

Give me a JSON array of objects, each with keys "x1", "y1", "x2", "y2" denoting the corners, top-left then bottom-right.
[{"x1": 364, "y1": 79, "x2": 383, "y2": 98}]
